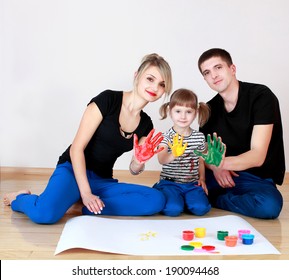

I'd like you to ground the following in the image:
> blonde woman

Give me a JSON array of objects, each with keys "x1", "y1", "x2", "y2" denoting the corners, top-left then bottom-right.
[{"x1": 4, "y1": 53, "x2": 173, "y2": 224}]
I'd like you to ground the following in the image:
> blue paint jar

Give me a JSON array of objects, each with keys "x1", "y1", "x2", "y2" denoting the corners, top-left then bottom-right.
[{"x1": 242, "y1": 234, "x2": 254, "y2": 245}]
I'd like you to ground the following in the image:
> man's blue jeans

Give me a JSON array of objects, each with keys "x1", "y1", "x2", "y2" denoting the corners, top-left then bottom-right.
[{"x1": 205, "y1": 170, "x2": 283, "y2": 219}]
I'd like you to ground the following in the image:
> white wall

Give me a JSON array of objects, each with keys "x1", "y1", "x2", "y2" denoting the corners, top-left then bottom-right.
[{"x1": 1, "y1": 0, "x2": 289, "y2": 172}]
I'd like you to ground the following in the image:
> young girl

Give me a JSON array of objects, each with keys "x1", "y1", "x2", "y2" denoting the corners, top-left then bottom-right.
[
  {"x1": 153, "y1": 88, "x2": 211, "y2": 217},
  {"x1": 3, "y1": 53, "x2": 173, "y2": 224}
]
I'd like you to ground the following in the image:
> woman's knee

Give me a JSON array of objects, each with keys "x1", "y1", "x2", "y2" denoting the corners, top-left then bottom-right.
[
  {"x1": 145, "y1": 190, "x2": 166, "y2": 214},
  {"x1": 30, "y1": 209, "x2": 63, "y2": 224}
]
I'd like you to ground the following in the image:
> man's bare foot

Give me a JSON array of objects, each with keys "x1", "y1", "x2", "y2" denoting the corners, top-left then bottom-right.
[{"x1": 3, "y1": 190, "x2": 31, "y2": 206}]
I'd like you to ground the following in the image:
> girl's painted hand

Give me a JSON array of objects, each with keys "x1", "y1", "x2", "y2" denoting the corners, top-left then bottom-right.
[
  {"x1": 134, "y1": 129, "x2": 164, "y2": 163},
  {"x1": 168, "y1": 133, "x2": 188, "y2": 157}
]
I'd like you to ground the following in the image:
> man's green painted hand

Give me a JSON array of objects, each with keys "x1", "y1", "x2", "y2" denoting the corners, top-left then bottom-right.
[{"x1": 194, "y1": 133, "x2": 226, "y2": 166}]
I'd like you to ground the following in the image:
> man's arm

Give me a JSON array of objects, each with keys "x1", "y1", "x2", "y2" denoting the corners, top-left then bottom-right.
[
  {"x1": 222, "y1": 124, "x2": 273, "y2": 171},
  {"x1": 205, "y1": 124, "x2": 273, "y2": 188}
]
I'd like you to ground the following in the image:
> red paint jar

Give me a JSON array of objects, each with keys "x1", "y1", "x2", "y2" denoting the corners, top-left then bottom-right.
[{"x1": 183, "y1": 230, "x2": 194, "y2": 241}]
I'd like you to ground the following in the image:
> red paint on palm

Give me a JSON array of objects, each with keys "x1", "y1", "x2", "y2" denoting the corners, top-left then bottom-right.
[{"x1": 134, "y1": 129, "x2": 164, "y2": 163}]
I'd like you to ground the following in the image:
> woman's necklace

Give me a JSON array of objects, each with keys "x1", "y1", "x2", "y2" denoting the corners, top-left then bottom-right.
[{"x1": 119, "y1": 127, "x2": 134, "y2": 139}]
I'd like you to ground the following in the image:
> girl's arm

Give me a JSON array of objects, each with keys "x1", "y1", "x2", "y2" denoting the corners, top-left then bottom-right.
[
  {"x1": 70, "y1": 102, "x2": 105, "y2": 214},
  {"x1": 157, "y1": 145, "x2": 175, "y2": 165},
  {"x1": 198, "y1": 157, "x2": 208, "y2": 194}
]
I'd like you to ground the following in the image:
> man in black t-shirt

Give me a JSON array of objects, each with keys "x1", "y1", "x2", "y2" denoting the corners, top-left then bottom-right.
[{"x1": 198, "y1": 48, "x2": 285, "y2": 219}]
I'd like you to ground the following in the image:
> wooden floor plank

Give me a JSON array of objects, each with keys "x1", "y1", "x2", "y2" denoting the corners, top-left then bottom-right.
[{"x1": 1, "y1": 168, "x2": 288, "y2": 260}]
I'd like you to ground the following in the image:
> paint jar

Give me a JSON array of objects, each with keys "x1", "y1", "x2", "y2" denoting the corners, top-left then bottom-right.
[
  {"x1": 242, "y1": 234, "x2": 255, "y2": 245},
  {"x1": 202, "y1": 245, "x2": 215, "y2": 251},
  {"x1": 217, "y1": 230, "x2": 229, "y2": 240},
  {"x1": 182, "y1": 230, "x2": 194, "y2": 241},
  {"x1": 189, "y1": 241, "x2": 202, "y2": 248},
  {"x1": 238, "y1": 229, "x2": 251, "y2": 240},
  {"x1": 194, "y1": 227, "x2": 206, "y2": 238},
  {"x1": 181, "y1": 245, "x2": 195, "y2": 251},
  {"x1": 225, "y1": 235, "x2": 238, "y2": 247}
]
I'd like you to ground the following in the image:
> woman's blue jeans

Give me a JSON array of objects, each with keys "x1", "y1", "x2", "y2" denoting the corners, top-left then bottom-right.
[{"x1": 11, "y1": 162, "x2": 165, "y2": 224}]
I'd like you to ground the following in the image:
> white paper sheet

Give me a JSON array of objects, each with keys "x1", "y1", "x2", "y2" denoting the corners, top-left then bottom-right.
[{"x1": 55, "y1": 215, "x2": 280, "y2": 256}]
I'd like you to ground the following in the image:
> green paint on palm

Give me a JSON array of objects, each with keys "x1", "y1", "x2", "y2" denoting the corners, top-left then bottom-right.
[{"x1": 194, "y1": 134, "x2": 225, "y2": 166}]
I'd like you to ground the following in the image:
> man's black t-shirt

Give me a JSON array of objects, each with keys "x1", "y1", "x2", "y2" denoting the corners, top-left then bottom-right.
[
  {"x1": 200, "y1": 81, "x2": 285, "y2": 185},
  {"x1": 58, "y1": 90, "x2": 153, "y2": 178}
]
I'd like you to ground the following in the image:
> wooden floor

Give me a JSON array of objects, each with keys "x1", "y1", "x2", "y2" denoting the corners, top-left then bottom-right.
[{"x1": 1, "y1": 167, "x2": 289, "y2": 260}]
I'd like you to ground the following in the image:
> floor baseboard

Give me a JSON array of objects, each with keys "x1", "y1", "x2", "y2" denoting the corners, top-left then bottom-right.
[{"x1": 1, "y1": 166, "x2": 288, "y2": 184}]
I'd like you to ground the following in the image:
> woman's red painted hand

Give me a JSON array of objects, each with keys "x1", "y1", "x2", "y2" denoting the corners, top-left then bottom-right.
[{"x1": 134, "y1": 129, "x2": 164, "y2": 163}]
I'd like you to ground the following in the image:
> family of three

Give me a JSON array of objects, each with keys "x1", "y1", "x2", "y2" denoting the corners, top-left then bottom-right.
[{"x1": 3, "y1": 48, "x2": 285, "y2": 223}]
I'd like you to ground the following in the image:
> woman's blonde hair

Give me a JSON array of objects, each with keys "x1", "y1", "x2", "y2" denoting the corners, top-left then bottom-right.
[
  {"x1": 159, "y1": 88, "x2": 210, "y2": 127},
  {"x1": 134, "y1": 53, "x2": 173, "y2": 96}
]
